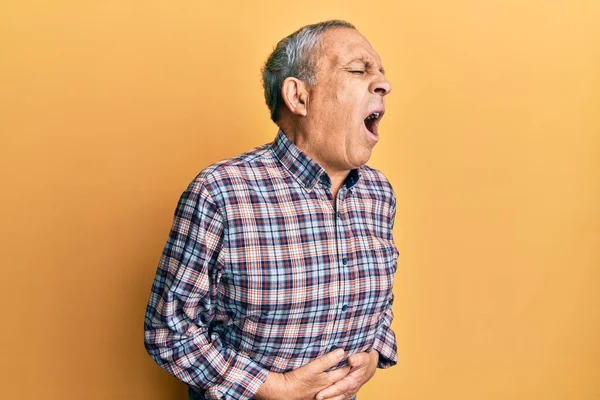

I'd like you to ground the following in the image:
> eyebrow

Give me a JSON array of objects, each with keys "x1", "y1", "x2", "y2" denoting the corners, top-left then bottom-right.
[{"x1": 345, "y1": 57, "x2": 386, "y2": 75}]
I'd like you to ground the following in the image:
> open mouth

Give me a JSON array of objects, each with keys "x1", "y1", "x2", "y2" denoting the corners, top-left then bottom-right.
[{"x1": 364, "y1": 111, "x2": 383, "y2": 136}]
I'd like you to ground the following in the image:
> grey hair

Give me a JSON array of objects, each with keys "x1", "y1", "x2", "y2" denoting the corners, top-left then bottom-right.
[{"x1": 261, "y1": 20, "x2": 356, "y2": 123}]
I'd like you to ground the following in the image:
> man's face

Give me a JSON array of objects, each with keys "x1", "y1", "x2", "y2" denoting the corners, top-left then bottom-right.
[{"x1": 303, "y1": 28, "x2": 392, "y2": 172}]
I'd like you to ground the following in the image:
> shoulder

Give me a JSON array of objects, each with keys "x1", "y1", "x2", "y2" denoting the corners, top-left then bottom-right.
[
  {"x1": 183, "y1": 142, "x2": 275, "y2": 202},
  {"x1": 359, "y1": 164, "x2": 396, "y2": 200}
]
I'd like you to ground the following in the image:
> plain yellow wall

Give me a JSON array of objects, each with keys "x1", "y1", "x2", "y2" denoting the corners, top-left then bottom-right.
[{"x1": 1, "y1": 1, "x2": 599, "y2": 399}]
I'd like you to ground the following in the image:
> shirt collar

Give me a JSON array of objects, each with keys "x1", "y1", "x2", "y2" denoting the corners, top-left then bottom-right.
[{"x1": 271, "y1": 130, "x2": 360, "y2": 192}]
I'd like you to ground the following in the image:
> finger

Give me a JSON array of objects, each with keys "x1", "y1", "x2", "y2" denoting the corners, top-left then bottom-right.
[
  {"x1": 315, "y1": 377, "x2": 354, "y2": 400},
  {"x1": 323, "y1": 395, "x2": 350, "y2": 400},
  {"x1": 348, "y1": 352, "x2": 370, "y2": 368},
  {"x1": 324, "y1": 365, "x2": 351, "y2": 383},
  {"x1": 301, "y1": 348, "x2": 346, "y2": 374}
]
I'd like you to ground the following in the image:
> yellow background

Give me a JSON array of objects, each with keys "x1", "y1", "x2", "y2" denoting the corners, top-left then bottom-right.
[{"x1": 1, "y1": 0, "x2": 599, "y2": 399}]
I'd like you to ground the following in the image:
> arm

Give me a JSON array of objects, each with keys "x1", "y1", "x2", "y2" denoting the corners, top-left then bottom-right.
[
  {"x1": 144, "y1": 178, "x2": 268, "y2": 400},
  {"x1": 371, "y1": 290, "x2": 398, "y2": 368},
  {"x1": 373, "y1": 191, "x2": 399, "y2": 368}
]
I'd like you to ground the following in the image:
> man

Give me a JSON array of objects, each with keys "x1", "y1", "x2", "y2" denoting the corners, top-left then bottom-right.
[{"x1": 144, "y1": 20, "x2": 399, "y2": 400}]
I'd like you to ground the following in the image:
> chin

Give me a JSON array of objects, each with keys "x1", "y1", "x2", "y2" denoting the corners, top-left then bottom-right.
[{"x1": 355, "y1": 152, "x2": 372, "y2": 167}]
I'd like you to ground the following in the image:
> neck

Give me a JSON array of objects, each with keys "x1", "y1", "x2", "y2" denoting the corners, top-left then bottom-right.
[{"x1": 279, "y1": 123, "x2": 351, "y2": 200}]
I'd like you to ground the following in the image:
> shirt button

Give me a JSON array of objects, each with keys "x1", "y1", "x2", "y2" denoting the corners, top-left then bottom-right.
[
  {"x1": 342, "y1": 257, "x2": 349, "y2": 266},
  {"x1": 336, "y1": 211, "x2": 342, "y2": 218},
  {"x1": 341, "y1": 304, "x2": 348, "y2": 312}
]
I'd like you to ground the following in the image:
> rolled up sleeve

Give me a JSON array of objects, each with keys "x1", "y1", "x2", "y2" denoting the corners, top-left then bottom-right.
[
  {"x1": 372, "y1": 191, "x2": 398, "y2": 369},
  {"x1": 371, "y1": 290, "x2": 398, "y2": 368},
  {"x1": 144, "y1": 177, "x2": 268, "y2": 399}
]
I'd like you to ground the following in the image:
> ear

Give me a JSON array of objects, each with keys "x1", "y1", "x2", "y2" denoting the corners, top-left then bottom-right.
[{"x1": 281, "y1": 77, "x2": 309, "y2": 117}]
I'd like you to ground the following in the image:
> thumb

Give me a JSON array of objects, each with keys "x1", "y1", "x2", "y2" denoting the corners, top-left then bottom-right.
[
  {"x1": 301, "y1": 348, "x2": 346, "y2": 375},
  {"x1": 348, "y1": 352, "x2": 370, "y2": 368}
]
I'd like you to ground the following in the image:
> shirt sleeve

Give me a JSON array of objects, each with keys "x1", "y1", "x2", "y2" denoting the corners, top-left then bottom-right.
[
  {"x1": 372, "y1": 290, "x2": 398, "y2": 368},
  {"x1": 144, "y1": 178, "x2": 269, "y2": 399},
  {"x1": 372, "y1": 190, "x2": 399, "y2": 369}
]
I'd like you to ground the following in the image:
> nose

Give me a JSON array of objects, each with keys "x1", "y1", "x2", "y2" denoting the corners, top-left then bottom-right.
[{"x1": 371, "y1": 74, "x2": 392, "y2": 96}]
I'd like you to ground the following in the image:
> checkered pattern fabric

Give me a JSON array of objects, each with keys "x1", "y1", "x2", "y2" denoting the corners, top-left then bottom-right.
[{"x1": 144, "y1": 130, "x2": 399, "y2": 400}]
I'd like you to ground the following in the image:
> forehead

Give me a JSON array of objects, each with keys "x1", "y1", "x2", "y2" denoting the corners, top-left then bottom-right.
[{"x1": 318, "y1": 28, "x2": 383, "y2": 67}]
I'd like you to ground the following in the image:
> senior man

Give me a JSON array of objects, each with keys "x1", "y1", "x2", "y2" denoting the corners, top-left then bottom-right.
[{"x1": 144, "y1": 20, "x2": 399, "y2": 400}]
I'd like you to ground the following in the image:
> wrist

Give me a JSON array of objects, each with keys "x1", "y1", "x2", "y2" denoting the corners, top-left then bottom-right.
[
  {"x1": 254, "y1": 372, "x2": 288, "y2": 400},
  {"x1": 369, "y1": 349, "x2": 380, "y2": 372}
]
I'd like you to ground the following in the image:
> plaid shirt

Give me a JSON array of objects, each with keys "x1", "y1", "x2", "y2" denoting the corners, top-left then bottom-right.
[{"x1": 144, "y1": 130, "x2": 399, "y2": 400}]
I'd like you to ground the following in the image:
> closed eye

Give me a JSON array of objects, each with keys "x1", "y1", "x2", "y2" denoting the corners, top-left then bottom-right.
[{"x1": 350, "y1": 70, "x2": 365, "y2": 75}]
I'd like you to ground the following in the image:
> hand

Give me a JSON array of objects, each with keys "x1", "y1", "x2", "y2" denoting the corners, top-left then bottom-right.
[
  {"x1": 314, "y1": 350, "x2": 379, "y2": 400},
  {"x1": 255, "y1": 348, "x2": 351, "y2": 400}
]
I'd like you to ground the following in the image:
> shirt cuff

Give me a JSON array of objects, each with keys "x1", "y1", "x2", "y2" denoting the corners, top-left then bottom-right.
[
  {"x1": 204, "y1": 351, "x2": 269, "y2": 400},
  {"x1": 372, "y1": 326, "x2": 398, "y2": 369}
]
